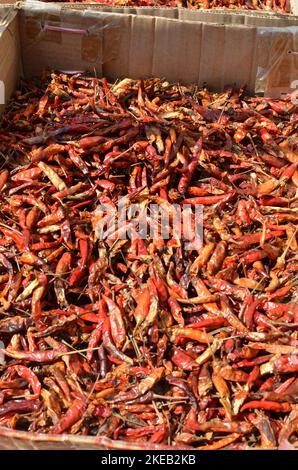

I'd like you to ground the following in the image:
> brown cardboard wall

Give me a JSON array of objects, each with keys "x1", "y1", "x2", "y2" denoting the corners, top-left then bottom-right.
[
  {"x1": 255, "y1": 26, "x2": 298, "y2": 97},
  {"x1": 20, "y1": 8, "x2": 262, "y2": 90},
  {"x1": 0, "y1": 11, "x2": 20, "y2": 113},
  {"x1": 20, "y1": 8, "x2": 104, "y2": 76}
]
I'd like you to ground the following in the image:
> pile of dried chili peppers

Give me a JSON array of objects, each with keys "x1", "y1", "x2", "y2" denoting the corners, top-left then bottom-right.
[
  {"x1": 46, "y1": 0, "x2": 291, "y2": 15},
  {"x1": 0, "y1": 73, "x2": 297, "y2": 449}
]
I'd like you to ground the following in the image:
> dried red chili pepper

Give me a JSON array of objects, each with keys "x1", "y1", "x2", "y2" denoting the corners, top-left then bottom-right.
[{"x1": 0, "y1": 73, "x2": 296, "y2": 449}]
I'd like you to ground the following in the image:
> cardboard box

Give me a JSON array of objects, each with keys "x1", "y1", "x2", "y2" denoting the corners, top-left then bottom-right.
[
  {"x1": 0, "y1": 2, "x2": 298, "y2": 116},
  {"x1": 27, "y1": 2, "x2": 298, "y2": 26}
]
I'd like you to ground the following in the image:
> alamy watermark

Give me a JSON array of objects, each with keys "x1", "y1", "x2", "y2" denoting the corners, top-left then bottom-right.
[{"x1": 93, "y1": 197, "x2": 203, "y2": 251}]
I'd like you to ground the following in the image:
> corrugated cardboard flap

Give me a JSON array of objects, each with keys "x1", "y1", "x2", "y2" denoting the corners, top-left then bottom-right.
[
  {"x1": 256, "y1": 26, "x2": 298, "y2": 97},
  {"x1": 0, "y1": 7, "x2": 20, "y2": 113}
]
